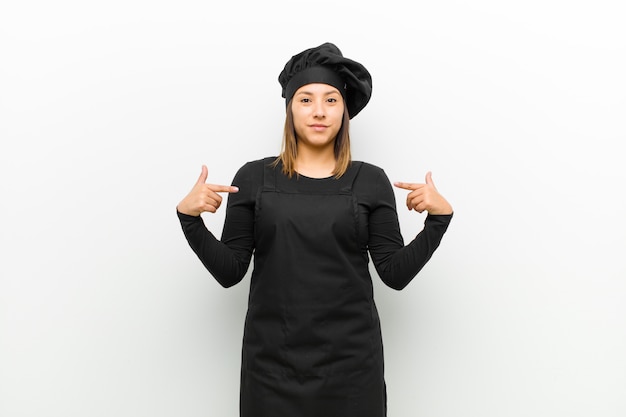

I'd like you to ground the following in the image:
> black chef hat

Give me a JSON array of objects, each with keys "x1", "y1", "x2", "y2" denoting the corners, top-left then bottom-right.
[{"x1": 278, "y1": 42, "x2": 372, "y2": 119}]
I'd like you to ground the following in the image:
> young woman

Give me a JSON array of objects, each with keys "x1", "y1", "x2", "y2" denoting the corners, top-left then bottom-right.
[{"x1": 177, "y1": 42, "x2": 453, "y2": 417}]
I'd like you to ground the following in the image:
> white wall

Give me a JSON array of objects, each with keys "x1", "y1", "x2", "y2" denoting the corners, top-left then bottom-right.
[{"x1": 1, "y1": 1, "x2": 625, "y2": 416}]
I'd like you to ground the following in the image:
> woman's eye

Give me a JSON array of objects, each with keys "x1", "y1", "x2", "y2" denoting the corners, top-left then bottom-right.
[
  {"x1": 327, "y1": 97, "x2": 337, "y2": 103},
  {"x1": 300, "y1": 98, "x2": 311, "y2": 103}
]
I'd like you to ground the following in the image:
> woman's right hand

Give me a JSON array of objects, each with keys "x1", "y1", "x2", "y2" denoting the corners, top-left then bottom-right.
[{"x1": 177, "y1": 165, "x2": 239, "y2": 216}]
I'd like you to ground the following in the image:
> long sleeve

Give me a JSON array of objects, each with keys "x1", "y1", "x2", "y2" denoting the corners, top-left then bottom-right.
[
  {"x1": 177, "y1": 161, "x2": 261, "y2": 288},
  {"x1": 359, "y1": 165, "x2": 452, "y2": 290}
]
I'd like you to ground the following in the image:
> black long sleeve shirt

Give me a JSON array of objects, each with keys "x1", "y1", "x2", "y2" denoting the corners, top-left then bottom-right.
[{"x1": 178, "y1": 158, "x2": 452, "y2": 290}]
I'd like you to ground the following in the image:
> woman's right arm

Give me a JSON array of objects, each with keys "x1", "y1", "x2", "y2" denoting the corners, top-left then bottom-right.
[{"x1": 177, "y1": 163, "x2": 257, "y2": 288}]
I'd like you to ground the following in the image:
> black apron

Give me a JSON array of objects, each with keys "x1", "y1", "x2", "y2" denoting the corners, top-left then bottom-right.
[{"x1": 240, "y1": 159, "x2": 387, "y2": 417}]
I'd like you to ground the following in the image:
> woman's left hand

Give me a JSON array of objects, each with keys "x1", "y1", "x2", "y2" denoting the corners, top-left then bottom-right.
[{"x1": 394, "y1": 172, "x2": 453, "y2": 215}]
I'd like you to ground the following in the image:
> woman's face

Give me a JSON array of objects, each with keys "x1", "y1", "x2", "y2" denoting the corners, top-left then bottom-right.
[{"x1": 291, "y1": 83, "x2": 344, "y2": 151}]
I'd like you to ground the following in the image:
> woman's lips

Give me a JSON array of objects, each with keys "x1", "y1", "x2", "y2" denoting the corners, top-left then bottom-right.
[{"x1": 310, "y1": 124, "x2": 328, "y2": 131}]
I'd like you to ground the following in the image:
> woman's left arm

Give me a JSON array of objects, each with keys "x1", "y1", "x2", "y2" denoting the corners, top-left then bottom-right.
[{"x1": 368, "y1": 169, "x2": 453, "y2": 290}]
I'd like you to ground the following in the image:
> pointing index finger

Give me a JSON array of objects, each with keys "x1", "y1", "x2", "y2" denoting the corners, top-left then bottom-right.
[
  {"x1": 208, "y1": 184, "x2": 239, "y2": 193},
  {"x1": 393, "y1": 182, "x2": 424, "y2": 191}
]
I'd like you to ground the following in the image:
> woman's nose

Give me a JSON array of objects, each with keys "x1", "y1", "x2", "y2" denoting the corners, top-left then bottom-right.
[{"x1": 313, "y1": 102, "x2": 325, "y2": 118}]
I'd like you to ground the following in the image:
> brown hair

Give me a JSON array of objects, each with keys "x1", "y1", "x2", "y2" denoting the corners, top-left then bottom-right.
[{"x1": 273, "y1": 99, "x2": 352, "y2": 178}]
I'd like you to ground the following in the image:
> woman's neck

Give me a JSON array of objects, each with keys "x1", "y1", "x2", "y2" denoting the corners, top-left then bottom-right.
[{"x1": 294, "y1": 145, "x2": 336, "y2": 178}]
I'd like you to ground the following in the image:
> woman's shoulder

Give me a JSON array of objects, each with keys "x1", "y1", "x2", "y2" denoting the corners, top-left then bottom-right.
[
  {"x1": 352, "y1": 160, "x2": 388, "y2": 179},
  {"x1": 230, "y1": 157, "x2": 278, "y2": 200},
  {"x1": 235, "y1": 156, "x2": 278, "y2": 176},
  {"x1": 351, "y1": 161, "x2": 394, "y2": 201}
]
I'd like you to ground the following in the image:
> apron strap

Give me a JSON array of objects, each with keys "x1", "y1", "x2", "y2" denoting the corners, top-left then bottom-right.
[
  {"x1": 262, "y1": 157, "x2": 277, "y2": 191},
  {"x1": 339, "y1": 161, "x2": 363, "y2": 193}
]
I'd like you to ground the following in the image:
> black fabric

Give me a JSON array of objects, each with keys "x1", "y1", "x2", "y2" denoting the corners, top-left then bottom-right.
[
  {"x1": 278, "y1": 42, "x2": 373, "y2": 119},
  {"x1": 240, "y1": 158, "x2": 385, "y2": 416},
  {"x1": 284, "y1": 66, "x2": 347, "y2": 103},
  {"x1": 178, "y1": 158, "x2": 452, "y2": 290},
  {"x1": 177, "y1": 158, "x2": 452, "y2": 416}
]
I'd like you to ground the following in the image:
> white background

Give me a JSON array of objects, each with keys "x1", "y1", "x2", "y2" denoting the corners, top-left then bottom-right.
[{"x1": 1, "y1": 1, "x2": 625, "y2": 416}]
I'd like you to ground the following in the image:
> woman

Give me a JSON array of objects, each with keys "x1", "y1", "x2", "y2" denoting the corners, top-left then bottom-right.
[{"x1": 177, "y1": 42, "x2": 453, "y2": 417}]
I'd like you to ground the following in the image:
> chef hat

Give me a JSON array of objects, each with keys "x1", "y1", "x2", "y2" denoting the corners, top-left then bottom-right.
[{"x1": 278, "y1": 42, "x2": 373, "y2": 119}]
